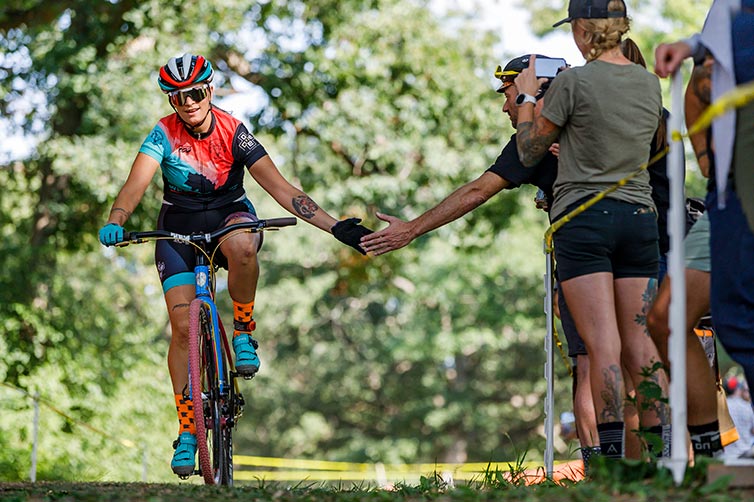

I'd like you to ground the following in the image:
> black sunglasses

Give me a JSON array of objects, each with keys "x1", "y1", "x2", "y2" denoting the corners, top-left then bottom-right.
[{"x1": 169, "y1": 85, "x2": 210, "y2": 106}]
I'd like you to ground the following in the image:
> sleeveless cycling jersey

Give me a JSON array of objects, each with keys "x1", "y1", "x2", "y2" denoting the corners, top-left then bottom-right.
[{"x1": 139, "y1": 107, "x2": 268, "y2": 210}]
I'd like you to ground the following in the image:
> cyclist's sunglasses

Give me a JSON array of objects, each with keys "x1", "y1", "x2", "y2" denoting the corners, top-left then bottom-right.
[
  {"x1": 494, "y1": 65, "x2": 519, "y2": 90},
  {"x1": 169, "y1": 84, "x2": 210, "y2": 106}
]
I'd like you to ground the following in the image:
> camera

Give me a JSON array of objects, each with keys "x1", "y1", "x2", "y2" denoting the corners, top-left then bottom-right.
[{"x1": 535, "y1": 57, "x2": 567, "y2": 79}]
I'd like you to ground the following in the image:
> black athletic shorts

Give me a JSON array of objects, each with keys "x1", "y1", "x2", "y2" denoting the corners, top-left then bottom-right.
[
  {"x1": 553, "y1": 197, "x2": 659, "y2": 282},
  {"x1": 155, "y1": 199, "x2": 261, "y2": 293}
]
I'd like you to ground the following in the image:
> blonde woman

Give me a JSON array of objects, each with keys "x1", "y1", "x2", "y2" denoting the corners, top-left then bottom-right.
[{"x1": 513, "y1": 0, "x2": 670, "y2": 460}]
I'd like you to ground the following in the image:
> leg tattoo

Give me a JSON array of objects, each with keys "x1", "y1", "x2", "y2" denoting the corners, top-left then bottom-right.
[{"x1": 599, "y1": 364, "x2": 624, "y2": 423}]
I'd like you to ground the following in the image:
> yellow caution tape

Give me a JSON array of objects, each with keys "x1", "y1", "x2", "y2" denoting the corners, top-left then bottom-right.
[
  {"x1": 685, "y1": 79, "x2": 754, "y2": 138},
  {"x1": 234, "y1": 455, "x2": 539, "y2": 472},
  {"x1": 232, "y1": 457, "x2": 578, "y2": 482}
]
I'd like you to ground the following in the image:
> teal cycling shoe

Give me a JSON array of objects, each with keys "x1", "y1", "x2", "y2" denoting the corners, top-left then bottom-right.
[
  {"x1": 171, "y1": 432, "x2": 197, "y2": 477},
  {"x1": 233, "y1": 332, "x2": 260, "y2": 377}
]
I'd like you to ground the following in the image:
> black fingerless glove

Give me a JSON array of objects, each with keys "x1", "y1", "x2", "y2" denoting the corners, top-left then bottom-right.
[{"x1": 331, "y1": 218, "x2": 373, "y2": 255}]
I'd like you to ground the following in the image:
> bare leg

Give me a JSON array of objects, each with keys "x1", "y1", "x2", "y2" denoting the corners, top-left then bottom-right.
[
  {"x1": 560, "y1": 273, "x2": 625, "y2": 424},
  {"x1": 220, "y1": 217, "x2": 261, "y2": 303},
  {"x1": 574, "y1": 354, "x2": 598, "y2": 447},
  {"x1": 646, "y1": 271, "x2": 717, "y2": 425},
  {"x1": 165, "y1": 285, "x2": 195, "y2": 394},
  {"x1": 615, "y1": 277, "x2": 669, "y2": 427},
  {"x1": 623, "y1": 371, "x2": 641, "y2": 459}
]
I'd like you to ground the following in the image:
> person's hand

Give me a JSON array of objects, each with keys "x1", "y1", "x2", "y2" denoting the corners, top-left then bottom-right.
[
  {"x1": 98, "y1": 223, "x2": 125, "y2": 246},
  {"x1": 331, "y1": 218, "x2": 372, "y2": 255},
  {"x1": 534, "y1": 190, "x2": 550, "y2": 212},
  {"x1": 514, "y1": 55, "x2": 550, "y2": 98},
  {"x1": 359, "y1": 212, "x2": 416, "y2": 256},
  {"x1": 654, "y1": 41, "x2": 692, "y2": 78},
  {"x1": 548, "y1": 142, "x2": 560, "y2": 158}
]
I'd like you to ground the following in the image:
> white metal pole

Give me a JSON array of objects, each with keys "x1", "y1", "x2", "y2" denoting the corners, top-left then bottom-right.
[
  {"x1": 544, "y1": 247, "x2": 555, "y2": 477},
  {"x1": 662, "y1": 70, "x2": 688, "y2": 485},
  {"x1": 30, "y1": 392, "x2": 40, "y2": 482}
]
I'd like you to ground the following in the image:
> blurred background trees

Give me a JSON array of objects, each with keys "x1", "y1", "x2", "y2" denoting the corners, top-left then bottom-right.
[{"x1": 0, "y1": 0, "x2": 707, "y2": 482}]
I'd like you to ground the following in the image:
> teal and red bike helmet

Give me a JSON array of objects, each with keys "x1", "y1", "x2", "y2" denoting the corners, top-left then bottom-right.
[{"x1": 158, "y1": 53, "x2": 214, "y2": 93}]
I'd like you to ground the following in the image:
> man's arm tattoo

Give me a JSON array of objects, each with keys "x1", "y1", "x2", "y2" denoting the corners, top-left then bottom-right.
[
  {"x1": 292, "y1": 195, "x2": 319, "y2": 219},
  {"x1": 172, "y1": 303, "x2": 190, "y2": 312},
  {"x1": 516, "y1": 121, "x2": 560, "y2": 167}
]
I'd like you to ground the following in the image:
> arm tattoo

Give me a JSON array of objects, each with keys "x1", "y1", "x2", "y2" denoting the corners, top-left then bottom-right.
[
  {"x1": 292, "y1": 195, "x2": 319, "y2": 219},
  {"x1": 691, "y1": 65, "x2": 712, "y2": 105},
  {"x1": 172, "y1": 303, "x2": 190, "y2": 312},
  {"x1": 516, "y1": 121, "x2": 560, "y2": 167},
  {"x1": 635, "y1": 278, "x2": 658, "y2": 337},
  {"x1": 599, "y1": 364, "x2": 624, "y2": 422},
  {"x1": 110, "y1": 207, "x2": 132, "y2": 218}
]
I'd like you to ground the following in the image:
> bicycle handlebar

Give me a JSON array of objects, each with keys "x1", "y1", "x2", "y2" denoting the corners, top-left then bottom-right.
[{"x1": 117, "y1": 217, "x2": 298, "y2": 246}]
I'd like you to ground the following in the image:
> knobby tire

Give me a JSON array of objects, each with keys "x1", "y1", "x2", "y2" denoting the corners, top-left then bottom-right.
[{"x1": 188, "y1": 299, "x2": 215, "y2": 484}]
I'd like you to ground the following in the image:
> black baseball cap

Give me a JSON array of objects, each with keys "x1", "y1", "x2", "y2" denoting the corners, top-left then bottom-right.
[
  {"x1": 493, "y1": 54, "x2": 547, "y2": 93},
  {"x1": 552, "y1": 0, "x2": 627, "y2": 27}
]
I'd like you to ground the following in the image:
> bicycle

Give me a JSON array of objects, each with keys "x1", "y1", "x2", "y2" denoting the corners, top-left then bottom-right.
[{"x1": 117, "y1": 217, "x2": 297, "y2": 485}]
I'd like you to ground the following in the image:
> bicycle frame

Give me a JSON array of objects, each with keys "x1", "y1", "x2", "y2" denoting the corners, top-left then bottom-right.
[{"x1": 192, "y1": 257, "x2": 230, "y2": 397}]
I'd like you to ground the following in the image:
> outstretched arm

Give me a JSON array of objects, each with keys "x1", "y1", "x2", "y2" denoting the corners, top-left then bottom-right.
[
  {"x1": 249, "y1": 155, "x2": 339, "y2": 232},
  {"x1": 249, "y1": 155, "x2": 371, "y2": 254},
  {"x1": 359, "y1": 172, "x2": 508, "y2": 256}
]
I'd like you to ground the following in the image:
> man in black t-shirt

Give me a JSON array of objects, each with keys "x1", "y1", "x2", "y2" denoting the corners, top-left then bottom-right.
[{"x1": 359, "y1": 54, "x2": 559, "y2": 256}]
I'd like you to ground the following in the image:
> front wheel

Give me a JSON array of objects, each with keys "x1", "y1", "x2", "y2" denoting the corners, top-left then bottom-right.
[{"x1": 188, "y1": 299, "x2": 216, "y2": 484}]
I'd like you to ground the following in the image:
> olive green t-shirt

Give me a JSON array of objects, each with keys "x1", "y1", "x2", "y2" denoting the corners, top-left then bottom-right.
[{"x1": 542, "y1": 60, "x2": 662, "y2": 219}]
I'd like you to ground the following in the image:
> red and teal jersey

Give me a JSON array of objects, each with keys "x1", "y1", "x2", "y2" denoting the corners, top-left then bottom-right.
[{"x1": 139, "y1": 107, "x2": 268, "y2": 209}]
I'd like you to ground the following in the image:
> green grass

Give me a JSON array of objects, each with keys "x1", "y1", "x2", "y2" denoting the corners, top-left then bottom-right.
[{"x1": 2, "y1": 459, "x2": 752, "y2": 502}]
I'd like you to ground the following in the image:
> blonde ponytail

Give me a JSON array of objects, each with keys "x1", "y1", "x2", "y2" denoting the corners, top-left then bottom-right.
[{"x1": 576, "y1": 0, "x2": 630, "y2": 62}]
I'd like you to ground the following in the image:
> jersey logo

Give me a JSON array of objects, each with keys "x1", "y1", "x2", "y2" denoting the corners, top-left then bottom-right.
[
  {"x1": 150, "y1": 128, "x2": 165, "y2": 144},
  {"x1": 238, "y1": 131, "x2": 258, "y2": 151}
]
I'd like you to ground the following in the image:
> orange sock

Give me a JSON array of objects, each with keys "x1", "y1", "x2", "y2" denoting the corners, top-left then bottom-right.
[
  {"x1": 233, "y1": 300, "x2": 255, "y2": 335},
  {"x1": 175, "y1": 393, "x2": 196, "y2": 435}
]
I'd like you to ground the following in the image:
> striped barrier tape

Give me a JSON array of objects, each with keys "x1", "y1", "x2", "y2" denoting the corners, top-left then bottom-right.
[{"x1": 233, "y1": 456, "x2": 583, "y2": 483}]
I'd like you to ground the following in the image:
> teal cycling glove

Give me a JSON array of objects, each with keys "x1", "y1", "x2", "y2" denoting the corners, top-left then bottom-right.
[{"x1": 99, "y1": 223, "x2": 125, "y2": 246}]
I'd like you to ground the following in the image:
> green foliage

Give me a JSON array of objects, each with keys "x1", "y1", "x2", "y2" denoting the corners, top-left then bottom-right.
[{"x1": 1, "y1": 0, "x2": 582, "y2": 482}]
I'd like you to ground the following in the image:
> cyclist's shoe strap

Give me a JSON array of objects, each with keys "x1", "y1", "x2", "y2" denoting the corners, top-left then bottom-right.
[
  {"x1": 233, "y1": 332, "x2": 260, "y2": 376},
  {"x1": 234, "y1": 319, "x2": 256, "y2": 332},
  {"x1": 171, "y1": 432, "x2": 197, "y2": 477}
]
